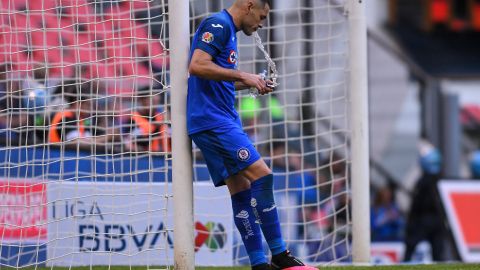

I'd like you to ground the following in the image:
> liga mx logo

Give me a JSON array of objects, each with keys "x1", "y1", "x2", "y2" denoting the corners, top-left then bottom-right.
[
  {"x1": 237, "y1": 147, "x2": 250, "y2": 161},
  {"x1": 201, "y1": 32, "x2": 214, "y2": 43},
  {"x1": 195, "y1": 221, "x2": 227, "y2": 252}
]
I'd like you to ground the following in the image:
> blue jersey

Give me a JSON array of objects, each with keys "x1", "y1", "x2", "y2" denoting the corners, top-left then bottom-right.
[{"x1": 187, "y1": 9, "x2": 239, "y2": 135}]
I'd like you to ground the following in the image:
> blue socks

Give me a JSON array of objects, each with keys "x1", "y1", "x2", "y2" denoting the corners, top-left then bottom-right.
[
  {"x1": 251, "y1": 174, "x2": 287, "y2": 255},
  {"x1": 231, "y1": 189, "x2": 267, "y2": 266},
  {"x1": 231, "y1": 174, "x2": 287, "y2": 266}
]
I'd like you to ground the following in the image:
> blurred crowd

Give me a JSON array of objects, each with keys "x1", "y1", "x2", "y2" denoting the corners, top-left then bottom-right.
[
  {"x1": 0, "y1": 63, "x2": 170, "y2": 153},
  {"x1": 230, "y1": 96, "x2": 480, "y2": 263},
  {"x1": 2, "y1": 0, "x2": 479, "y2": 263},
  {"x1": 4, "y1": 61, "x2": 480, "y2": 263},
  {"x1": 0, "y1": 0, "x2": 171, "y2": 152},
  {"x1": 371, "y1": 139, "x2": 480, "y2": 262}
]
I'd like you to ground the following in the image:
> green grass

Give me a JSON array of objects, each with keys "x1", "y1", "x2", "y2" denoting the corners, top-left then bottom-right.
[
  {"x1": 4, "y1": 265, "x2": 480, "y2": 270},
  {"x1": 311, "y1": 265, "x2": 480, "y2": 270},
  {"x1": 194, "y1": 265, "x2": 480, "y2": 270}
]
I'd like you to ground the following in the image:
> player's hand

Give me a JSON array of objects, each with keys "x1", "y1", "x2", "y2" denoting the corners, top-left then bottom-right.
[
  {"x1": 240, "y1": 72, "x2": 273, "y2": 95},
  {"x1": 265, "y1": 79, "x2": 276, "y2": 91},
  {"x1": 257, "y1": 79, "x2": 274, "y2": 95},
  {"x1": 240, "y1": 72, "x2": 264, "y2": 90}
]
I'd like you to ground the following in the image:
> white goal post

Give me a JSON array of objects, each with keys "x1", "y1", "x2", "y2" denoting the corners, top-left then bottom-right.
[
  {"x1": 169, "y1": 0, "x2": 195, "y2": 270},
  {"x1": 347, "y1": 0, "x2": 371, "y2": 264}
]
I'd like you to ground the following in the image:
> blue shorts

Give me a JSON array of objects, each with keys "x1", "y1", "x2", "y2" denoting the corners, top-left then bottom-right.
[{"x1": 190, "y1": 123, "x2": 261, "y2": 187}]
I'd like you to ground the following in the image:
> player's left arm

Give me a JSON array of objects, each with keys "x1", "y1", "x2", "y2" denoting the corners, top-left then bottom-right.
[
  {"x1": 235, "y1": 79, "x2": 275, "y2": 91},
  {"x1": 189, "y1": 17, "x2": 272, "y2": 94},
  {"x1": 189, "y1": 49, "x2": 272, "y2": 94},
  {"x1": 234, "y1": 81, "x2": 249, "y2": 90}
]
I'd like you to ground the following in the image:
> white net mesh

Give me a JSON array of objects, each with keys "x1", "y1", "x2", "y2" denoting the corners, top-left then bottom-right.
[
  {"x1": 0, "y1": 0, "x2": 354, "y2": 268},
  {"x1": 190, "y1": 0, "x2": 352, "y2": 266}
]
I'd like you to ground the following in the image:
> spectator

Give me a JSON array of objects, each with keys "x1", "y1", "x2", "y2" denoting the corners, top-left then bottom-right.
[
  {"x1": 469, "y1": 150, "x2": 480, "y2": 179},
  {"x1": 22, "y1": 65, "x2": 59, "y2": 97},
  {"x1": 0, "y1": 64, "x2": 28, "y2": 142},
  {"x1": 90, "y1": 81, "x2": 124, "y2": 148},
  {"x1": 122, "y1": 86, "x2": 170, "y2": 152},
  {"x1": 370, "y1": 184, "x2": 404, "y2": 242},
  {"x1": 22, "y1": 66, "x2": 55, "y2": 144},
  {"x1": 48, "y1": 80, "x2": 110, "y2": 146},
  {"x1": 316, "y1": 153, "x2": 348, "y2": 205},
  {"x1": 302, "y1": 153, "x2": 351, "y2": 262},
  {"x1": 403, "y1": 141, "x2": 445, "y2": 261},
  {"x1": 270, "y1": 141, "x2": 318, "y2": 206},
  {"x1": 307, "y1": 184, "x2": 350, "y2": 263},
  {"x1": 22, "y1": 68, "x2": 48, "y2": 111}
]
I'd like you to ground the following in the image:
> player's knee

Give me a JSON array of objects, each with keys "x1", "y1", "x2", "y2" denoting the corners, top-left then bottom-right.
[
  {"x1": 253, "y1": 173, "x2": 273, "y2": 190},
  {"x1": 255, "y1": 158, "x2": 271, "y2": 171},
  {"x1": 226, "y1": 175, "x2": 251, "y2": 195},
  {"x1": 243, "y1": 159, "x2": 271, "y2": 180}
]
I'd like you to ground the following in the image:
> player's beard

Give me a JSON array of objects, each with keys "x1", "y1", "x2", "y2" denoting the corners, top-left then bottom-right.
[{"x1": 243, "y1": 27, "x2": 255, "y2": 36}]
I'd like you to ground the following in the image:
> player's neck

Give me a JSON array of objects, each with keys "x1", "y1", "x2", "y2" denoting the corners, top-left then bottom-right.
[{"x1": 226, "y1": 7, "x2": 242, "y2": 32}]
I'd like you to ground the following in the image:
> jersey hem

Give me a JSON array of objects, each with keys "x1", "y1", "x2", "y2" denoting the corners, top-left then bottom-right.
[{"x1": 188, "y1": 121, "x2": 234, "y2": 135}]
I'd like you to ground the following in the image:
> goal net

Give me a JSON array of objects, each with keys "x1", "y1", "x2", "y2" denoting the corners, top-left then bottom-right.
[
  {"x1": 190, "y1": 0, "x2": 355, "y2": 266},
  {"x1": 0, "y1": 0, "x2": 368, "y2": 268}
]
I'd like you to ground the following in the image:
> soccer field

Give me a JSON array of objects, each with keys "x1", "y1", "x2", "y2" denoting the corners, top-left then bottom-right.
[
  {"x1": 199, "y1": 265, "x2": 479, "y2": 270},
  {"x1": 198, "y1": 266, "x2": 480, "y2": 270},
  {"x1": 4, "y1": 265, "x2": 480, "y2": 270},
  {"x1": 195, "y1": 265, "x2": 480, "y2": 270}
]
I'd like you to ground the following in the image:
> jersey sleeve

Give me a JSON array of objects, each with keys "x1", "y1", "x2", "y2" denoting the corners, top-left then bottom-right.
[{"x1": 194, "y1": 17, "x2": 230, "y2": 57}]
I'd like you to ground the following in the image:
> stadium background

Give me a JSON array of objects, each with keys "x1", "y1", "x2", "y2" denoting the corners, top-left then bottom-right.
[{"x1": 1, "y1": 0, "x2": 480, "y2": 267}]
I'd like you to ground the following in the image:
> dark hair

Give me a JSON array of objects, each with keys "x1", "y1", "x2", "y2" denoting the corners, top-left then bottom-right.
[
  {"x1": 259, "y1": 0, "x2": 271, "y2": 7},
  {"x1": 55, "y1": 80, "x2": 92, "y2": 104}
]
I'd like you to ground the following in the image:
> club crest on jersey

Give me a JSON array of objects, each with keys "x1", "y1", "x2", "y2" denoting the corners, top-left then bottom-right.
[
  {"x1": 237, "y1": 147, "x2": 250, "y2": 161},
  {"x1": 228, "y1": 50, "x2": 237, "y2": 64},
  {"x1": 201, "y1": 32, "x2": 214, "y2": 43}
]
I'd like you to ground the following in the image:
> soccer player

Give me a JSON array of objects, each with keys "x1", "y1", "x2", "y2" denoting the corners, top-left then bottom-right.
[{"x1": 187, "y1": 1, "x2": 316, "y2": 269}]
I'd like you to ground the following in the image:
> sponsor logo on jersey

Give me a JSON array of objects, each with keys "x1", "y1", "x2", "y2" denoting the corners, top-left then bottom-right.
[
  {"x1": 237, "y1": 147, "x2": 250, "y2": 161},
  {"x1": 262, "y1": 204, "x2": 277, "y2": 212},
  {"x1": 228, "y1": 50, "x2": 237, "y2": 64},
  {"x1": 201, "y1": 32, "x2": 214, "y2": 43},
  {"x1": 211, "y1": 23, "x2": 223, "y2": 28},
  {"x1": 235, "y1": 210, "x2": 249, "y2": 219},
  {"x1": 235, "y1": 211, "x2": 254, "y2": 239},
  {"x1": 252, "y1": 207, "x2": 261, "y2": 224}
]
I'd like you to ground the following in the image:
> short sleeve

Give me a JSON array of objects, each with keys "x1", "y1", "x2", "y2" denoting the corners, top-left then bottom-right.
[{"x1": 194, "y1": 17, "x2": 230, "y2": 57}]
